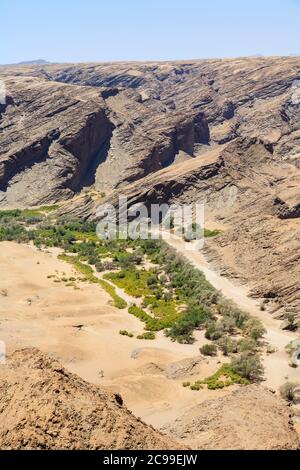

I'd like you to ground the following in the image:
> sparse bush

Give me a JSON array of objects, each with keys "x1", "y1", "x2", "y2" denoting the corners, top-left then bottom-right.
[
  {"x1": 95, "y1": 261, "x2": 105, "y2": 272},
  {"x1": 237, "y1": 338, "x2": 258, "y2": 353},
  {"x1": 137, "y1": 331, "x2": 156, "y2": 340},
  {"x1": 230, "y1": 353, "x2": 264, "y2": 382},
  {"x1": 280, "y1": 382, "x2": 300, "y2": 403},
  {"x1": 245, "y1": 318, "x2": 266, "y2": 341},
  {"x1": 200, "y1": 343, "x2": 218, "y2": 356},
  {"x1": 217, "y1": 337, "x2": 238, "y2": 356},
  {"x1": 119, "y1": 330, "x2": 134, "y2": 338},
  {"x1": 266, "y1": 345, "x2": 276, "y2": 354},
  {"x1": 205, "y1": 322, "x2": 223, "y2": 341}
]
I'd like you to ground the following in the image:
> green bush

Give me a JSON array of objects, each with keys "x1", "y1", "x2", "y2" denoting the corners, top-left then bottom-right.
[
  {"x1": 205, "y1": 322, "x2": 223, "y2": 341},
  {"x1": 119, "y1": 330, "x2": 134, "y2": 338},
  {"x1": 190, "y1": 383, "x2": 203, "y2": 391},
  {"x1": 104, "y1": 269, "x2": 153, "y2": 297},
  {"x1": 200, "y1": 343, "x2": 218, "y2": 356},
  {"x1": 190, "y1": 364, "x2": 249, "y2": 391},
  {"x1": 237, "y1": 338, "x2": 258, "y2": 353},
  {"x1": 137, "y1": 331, "x2": 156, "y2": 340},
  {"x1": 166, "y1": 303, "x2": 211, "y2": 343},
  {"x1": 230, "y1": 353, "x2": 264, "y2": 382},
  {"x1": 128, "y1": 306, "x2": 162, "y2": 331},
  {"x1": 217, "y1": 337, "x2": 238, "y2": 355},
  {"x1": 182, "y1": 381, "x2": 191, "y2": 387},
  {"x1": 244, "y1": 318, "x2": 266, "y2": 341}
]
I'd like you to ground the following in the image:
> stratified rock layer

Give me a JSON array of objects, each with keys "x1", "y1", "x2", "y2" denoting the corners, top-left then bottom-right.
[
  {"x1": 1, "y1": 57, "x2": 300, "y2": 203},
  {"x1": 0, "y1": 348, "x2": 182, "y2": 450}
]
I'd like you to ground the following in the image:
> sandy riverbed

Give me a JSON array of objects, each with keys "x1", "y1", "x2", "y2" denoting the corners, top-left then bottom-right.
[{"x1": 0, "y1": 241, "x2": 231, "y2": 428}]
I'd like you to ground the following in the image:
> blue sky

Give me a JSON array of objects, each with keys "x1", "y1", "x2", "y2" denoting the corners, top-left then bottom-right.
[{"x1": 1, "y1": 0, "x2": 300, "y2": 63}]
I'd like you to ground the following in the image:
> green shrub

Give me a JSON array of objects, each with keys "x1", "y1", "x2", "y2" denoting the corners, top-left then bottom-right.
[
  {"x1": 105, "y1": 269, "x2": 153, "y2": 297},
  {"x1": 200, "y1": 343, "x2": 218, "y2": 356},
  {"x1": 190, "y1": 364, "x2": 249, "y2": 391},
  {"x1": 237, "y1": 338, "x2": 258, "y2": 353},
  {"x1": 205, "y1": 322, "x2": 223, "y2": 341},
  {"x1": 182, "y1": 381, "x2": 191, "y2": 387},
  {"x1": 119, "y1": 330, "x2": 134, "y2": 338},
  {"x1": 230, "y1": 353, "x2": 264, "y2": 382},
  {"x1": 128, "y1": 306, "x2": 161, "y2": 331},
  {"x1": 190, "y1": 383, "x2": 203, "y2": 391},
  {"x1": 217, "y1": 337, "x2": 238, "y2": 355},
  {"x1": 166, "y1": 304, "x2": 211, "y2": 343},
  {"x1": 244, "y1": 318, "x2": 266, "y2": 341},
  {"x1": 137, "y1": 331, "x2": 156, "y2": 340}
]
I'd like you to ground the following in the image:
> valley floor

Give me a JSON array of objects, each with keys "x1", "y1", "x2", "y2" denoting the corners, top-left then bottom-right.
[
  {"x1": 0, "y1": 239, "x2": 299, "y2": 436},
  {"x1": 0, "y1": 241, "x2": 233, "y2": 429}
]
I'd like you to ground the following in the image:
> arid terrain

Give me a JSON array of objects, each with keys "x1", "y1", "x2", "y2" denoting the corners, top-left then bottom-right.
[
  {"x1": 1, "y1": 57, "x2": 299, "y2": 323},
  {"x1": 0, "y1": 58, "x2": 300, "y2": 450}
]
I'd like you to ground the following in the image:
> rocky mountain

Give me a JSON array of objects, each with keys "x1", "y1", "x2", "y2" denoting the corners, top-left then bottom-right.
[
  {"x1": 0, "y1": 57, "x2": 299, "y2": 324},
  {"x1": 0, "y1": 349, "x2": 182, "y2": 450},
  {"x1": 1, "y1": 57, "x2": 299, "y2": 204}
]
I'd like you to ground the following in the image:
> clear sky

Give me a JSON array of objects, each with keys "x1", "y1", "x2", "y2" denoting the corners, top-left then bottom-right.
[{"x1": 1, "y1": 0, "x2": 300, "y2": 64}]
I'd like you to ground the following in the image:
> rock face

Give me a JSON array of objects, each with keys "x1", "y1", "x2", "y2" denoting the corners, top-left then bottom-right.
[
  {"x1": 162, "y1": 385, "x2": 300, "y2": 450},
  {"x1": 0, "y1": 348, "x2": 182, "y2": 450},
  {"x1": 0, "y1": 57, "x2": 300, "y2": 322},
  {"x1": 0, "y1": 77, "x2": 113, "y2": 206}
]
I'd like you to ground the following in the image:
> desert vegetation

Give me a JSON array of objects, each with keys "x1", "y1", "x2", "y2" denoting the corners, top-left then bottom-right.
[
  {"x1": 0, "y1": 209, "x2": 268, "y2": 385},
  {"x1": 280, "y1": 382, "x2": 300, "y2": 403}
]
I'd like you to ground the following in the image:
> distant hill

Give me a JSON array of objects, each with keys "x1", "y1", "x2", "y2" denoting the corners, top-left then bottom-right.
[
  {"x1": 0, "y1": 59, "x2": 51, "y2": 67},
  {"x1": 16, "y1": 59, "x2": 50, "y2": 66}
]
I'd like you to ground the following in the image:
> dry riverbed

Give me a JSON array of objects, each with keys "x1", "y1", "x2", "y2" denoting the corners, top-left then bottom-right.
[{"x1": 0, "y1": 241, "x2": 234, "y2": 428}]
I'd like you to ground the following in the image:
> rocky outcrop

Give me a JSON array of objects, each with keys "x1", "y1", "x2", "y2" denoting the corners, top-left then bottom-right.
[
  {"x1": 0, "y1": 77, "x2": 113, "y2": 206},
  {"x1": 0, "y1": 348, "x2": 183, "y2": 450},
  {"x1": 162, "y1": 385, "x2": 300, "y2": 450},
  {"x1": 273, "y1": 197, "x2": 300, "y2": 219},
  {"x1": 1, "y1": 56, "x2": 300, "y2": 200}
]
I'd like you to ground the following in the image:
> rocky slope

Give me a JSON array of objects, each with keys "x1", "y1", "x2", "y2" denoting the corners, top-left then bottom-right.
[
  {"x1": 0, "y1": 348, "x2": 182, "y2": 450},
  {"x1": 162, "y1": 385, "x2": 300, "y2": 450},
  {"x1": 0, "y1": 77, "x2": 113, "y2": 206},
  {"x1": 0, "y1": 349, "x2": 298, "y2": 451}
]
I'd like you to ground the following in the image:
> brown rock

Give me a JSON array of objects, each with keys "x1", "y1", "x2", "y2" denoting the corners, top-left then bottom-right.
[
  {"x1": 162, "y1": 385, "x2": 300, "y2": 450},
  {"x1": 0, "y1": 348, "x2": 183, "y2": 450}
]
